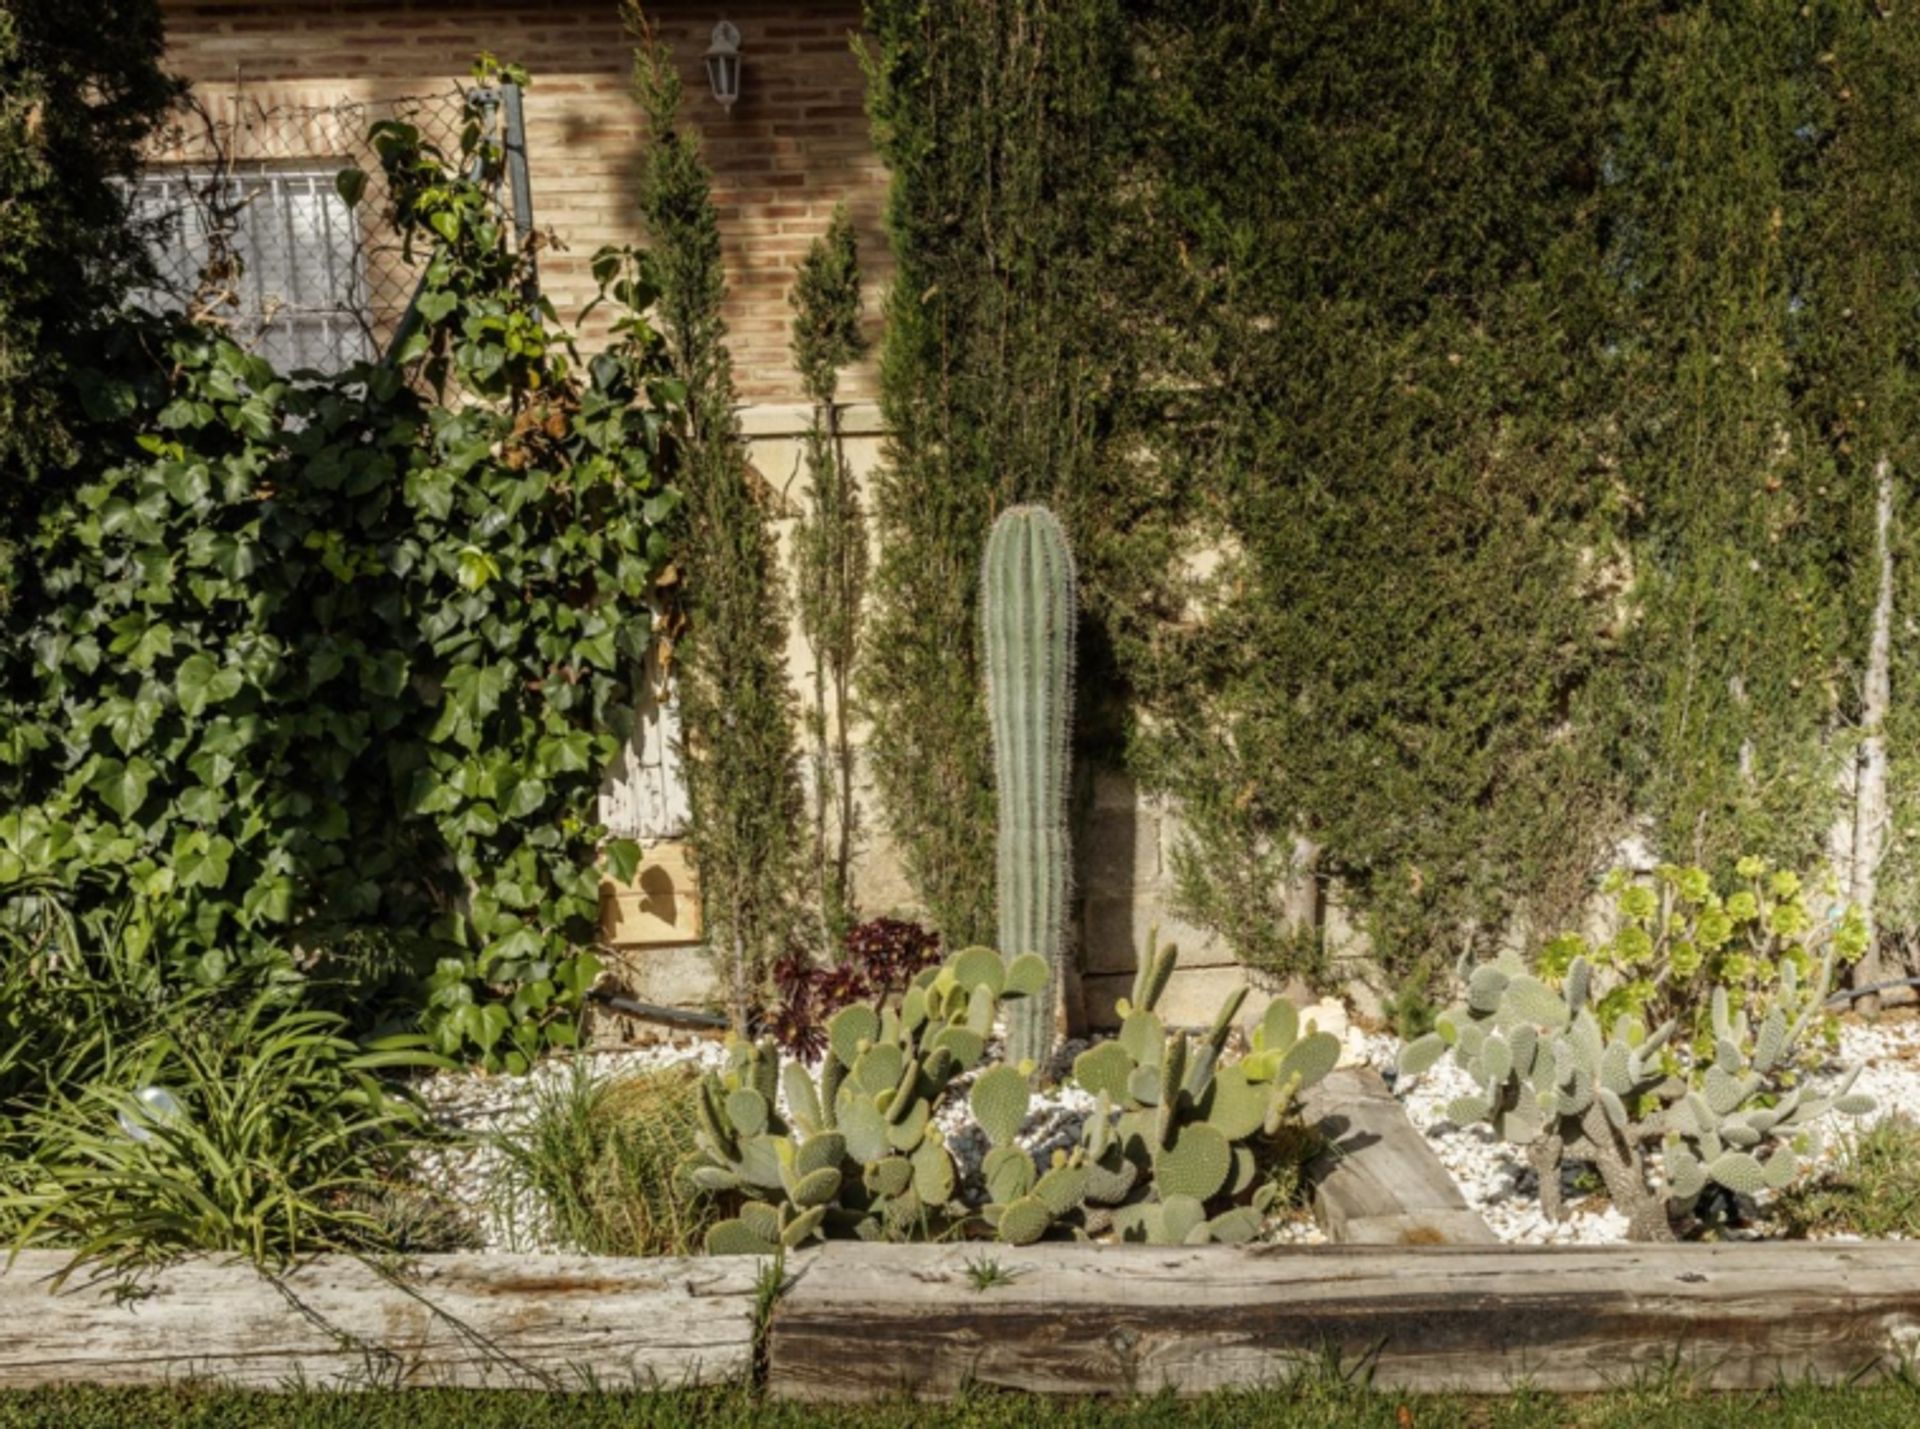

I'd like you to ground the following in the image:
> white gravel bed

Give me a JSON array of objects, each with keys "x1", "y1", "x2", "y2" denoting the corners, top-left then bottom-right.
[{"x1": 1365, "y1": 1013, "x2": 1920, "y2": 1246}]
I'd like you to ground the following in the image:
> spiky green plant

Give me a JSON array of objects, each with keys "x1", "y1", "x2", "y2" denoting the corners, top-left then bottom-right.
[
  {"x1": 1058, "y1": 935, "x2": 1340, "y2": 1245},
  {"x1": 982, "y1": 505, "x2": 1077, "y2": 1070},
  {"x1": 0, "y1": 990, "x2": 446, "y2": 1273},
  {"x1": 493, "y1": 1061, "x2": 716, "y2": 1256}
]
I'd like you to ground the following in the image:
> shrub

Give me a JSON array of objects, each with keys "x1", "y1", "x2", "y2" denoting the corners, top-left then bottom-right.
[
  {"x1": 764, "y1": 917, "x2": 942, "y2": 1057},
  {"x1": 630, "y1": 21, "x2": 801, "y2": 1027},
  {"x1": 688, "y1": 940, "x2": 1333, "y2": 1252},
  {"x1": 1399, "y1": 926, "x2": 1873, "y2": 1242},
  {"x1": 1534, "y1": 859, "x2": 1867, "y2": 1059},
  {"x1": 0, "y1": 0, "x2": 178, "y2": 544}
]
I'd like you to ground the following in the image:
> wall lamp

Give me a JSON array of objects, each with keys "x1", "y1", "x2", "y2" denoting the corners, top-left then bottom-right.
[{"x1": 706, "y1": 21, "x2": 743, "y2": 113}]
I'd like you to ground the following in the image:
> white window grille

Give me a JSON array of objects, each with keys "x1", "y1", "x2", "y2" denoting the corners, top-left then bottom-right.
[{"x1": 130, "y1": 162, "x2": 373, "y2": 372}]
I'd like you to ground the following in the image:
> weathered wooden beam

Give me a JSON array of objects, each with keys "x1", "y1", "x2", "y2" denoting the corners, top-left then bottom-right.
[
  {"x1": 1298, "y1": 1066, "x2": 1498, "y2": 1245},
  {"x1": 768, "y1": 1241, "x2": 1920, "y2": 1399},
  {"x1": 0, "y1": 1251, "x2": 760, "y2": 1391}
]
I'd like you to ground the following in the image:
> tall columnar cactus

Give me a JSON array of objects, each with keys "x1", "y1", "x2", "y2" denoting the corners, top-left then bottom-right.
[{"x1": 982, "y1": 505, "x2": 1078, "y2": 1069}]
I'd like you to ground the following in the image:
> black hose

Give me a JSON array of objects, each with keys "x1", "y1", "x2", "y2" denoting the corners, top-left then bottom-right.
[
  {"x1": 1825, "y1": 975, "x2": 1920, "y2": 1007},
  {"x1": 586, "y1": 987, "x2": 729, "y2": 1029}
]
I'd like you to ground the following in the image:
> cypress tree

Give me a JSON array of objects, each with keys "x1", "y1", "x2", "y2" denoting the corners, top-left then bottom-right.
[
  {"x1": 1100, "y1": 0, "x2": 1643, "y2": 975},
  {"x1": 631, "y1": 28, "x2": 802, "y2": 1025},
  {"x1": 0, "y1": 0, "x2": 177, "y2": 588},
  {"x1": 859, "y1": 0, "x2": 1130, "y2": 945},
  {"x1": 791, "y1": 206, "x2": 869, "y2": 947}
]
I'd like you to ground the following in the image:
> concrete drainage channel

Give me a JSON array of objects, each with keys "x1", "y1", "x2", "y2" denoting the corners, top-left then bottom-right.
[{"x1": 4, "y1": 1085, "x2": 1916, "y2": 1399}]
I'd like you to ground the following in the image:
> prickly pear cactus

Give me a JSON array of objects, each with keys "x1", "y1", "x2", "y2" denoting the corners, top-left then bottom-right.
[
  {"x1": 1065, "y1": 934, "x2": 1339, "y2": 1245},
  {"x1": 1397, "y1": 944, "x2": 1872, "y2": 1242},
  {"x1": 685, "y1": 943, "x2": 1049, "y2": 1252}
]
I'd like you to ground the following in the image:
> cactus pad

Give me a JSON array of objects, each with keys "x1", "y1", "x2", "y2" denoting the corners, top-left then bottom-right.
[
  {"x1": 1127, "y1": 1063, "x2": 1163, "y2": 1106},
  {"x1": 1201, "y1": 1064, "x2": 1268, "y2": 1141},
  {"x1": 1034, "y1": 1163, "x2": 1092, "y2": 1217},
  {"x1": 1074, "y1": 1041, "x2": 1136, "y2": 1102},
  {"x1": 1084, "y1": 1147, "x2": 1138, "y2": 1204},
  {"x1": 1275, "y1": 1029, "x2": 1341, "y2": 1092},
  {"x1": 781, "y1": 1205, "x2": 828, "y2": 1247},
  {"x1": 951, "y1": 945, "x2": 1007, "y2": 994},
  {"x1": 912, "y1": 1138, "x2": 956, "y2": 1205},
  {"x1": 930, "y1": 1025, "x2": 987, "y2": 1069},
  {"x1": 1500, "y1": 975, "x2": 1570, "y2": 1028},
  {"x1": 788, "y1": 1166, "x2": 841, "y2": 1208},
  {"x1": 1706, "y1": 1150, "x2": 1767, "y2": 1195},
  {"x1": 828, "y1": 1004, "x2": 880, "y2": 1069},
  {"x1": 705, "y1": 1219, "x2": 779, "y2": 1256},
  {"x1": 1257, "y1": 998, "x2": 1299, "y2": 1054},
  {"x1": 1156, "y1": 1194, "x2": 1208, "y2": 1245},
  {"x1": 725, "y1": 1087, "x2": 770, "y2": 1139},
  {"x1": 1152, "y1": 1121, "x2": 1232, "y2": 1201},
  {"x1": 1005, "y1": 952, "x2": 1050, "y2": 997},
  {"x1": 886, "y1": 1097, "x2": 932, "y2": 1150},
  {"x1": 983, "y1": 1143, "x2": 1036, "y2": 1204},
  {"x1": 1397, "y1": 1033, "x2": 1447, "y2": 1078},
  {"x1": 971, "y1": 1064, "x2": 1032, "y2": 1146},
  {"x1": 1207, "y1": 1206, "x2": 1264, "y2": 1243},
  {"x1": 864, "y1": 1156, "x2": 914, "y2": 1198},
  {"x1": 836, "y1": 1093, "x2": 889, "y2": 1164},
  {"x1": 795, "y1": 1132, "x2": 845, "y2": 1177},
  {"x1": 1447, "y1": 1094, "x2": 1493, "y2": 1125},
  {"x1": 1762, "y1": 1148, "x2": 1800, "y2": 1189},
  {"x1": 1481, "y1": 1033, "x2": 1513, "y2": 1085},
  {"x1": 1118, "y1": 1009, "x2": 1165, "y2": 1067},
  {"x1": 997, "y1": 1194, "x2": 1054, "y2": 1246}
]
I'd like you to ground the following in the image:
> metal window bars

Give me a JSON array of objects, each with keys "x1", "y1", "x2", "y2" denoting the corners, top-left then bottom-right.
[{"x1": 134, "y1": 80, "x2": 537, "y2": 375}]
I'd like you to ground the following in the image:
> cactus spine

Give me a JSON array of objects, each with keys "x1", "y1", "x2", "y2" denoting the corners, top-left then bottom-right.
[{"x1": 982, "y1": 505, "x2": 1077, "y2": 1069}]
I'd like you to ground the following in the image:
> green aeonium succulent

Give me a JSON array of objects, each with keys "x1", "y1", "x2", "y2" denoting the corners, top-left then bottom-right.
[{"x1": 1533, "y1": 857, "x2": 1865, "y2": 1062}]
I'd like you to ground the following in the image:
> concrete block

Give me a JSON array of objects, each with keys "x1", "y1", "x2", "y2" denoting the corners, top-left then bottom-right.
[
  {"x1": 1078, "y1": 809, "x2": 1161, "y2": 891},
  {"x1": 1082, "y1": 899, "x2": 1236, "y2": 975},
  {"x1": 599, "y1": 943, "x2": 725, "y2": 1012},
  {"x1": 1083, "y1": 965, "x2": 1249, "y2": 1030}
]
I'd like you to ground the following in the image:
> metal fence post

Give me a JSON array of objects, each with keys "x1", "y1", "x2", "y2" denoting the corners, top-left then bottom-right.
[{"x1": 500, "y1": 81, "x2": 539, "y2": 308}]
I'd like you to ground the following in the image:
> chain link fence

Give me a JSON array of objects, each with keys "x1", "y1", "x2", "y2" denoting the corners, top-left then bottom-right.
[{"x1": 132, "y1": 82, "x2": 533, "y2": 374}]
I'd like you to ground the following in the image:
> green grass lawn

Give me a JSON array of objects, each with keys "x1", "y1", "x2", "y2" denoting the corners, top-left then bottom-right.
[{"x1": 3, "y1": 1377, "x2": 1919, "y2": 1428}]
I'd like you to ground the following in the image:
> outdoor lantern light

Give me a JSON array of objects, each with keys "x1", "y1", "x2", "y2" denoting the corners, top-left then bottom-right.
[{"x1": 706, "y1": 20, "x2": 743, "y2": 113}]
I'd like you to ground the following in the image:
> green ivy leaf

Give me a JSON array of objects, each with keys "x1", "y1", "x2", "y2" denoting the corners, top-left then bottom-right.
[
  {"x1": 604, "y1": 837, "x2": 643, "y2": 884},
  {"x1": 175, "y1": 653, "x2": 246, "y2": 717},
  {"x1": 89, "y1": 757, "x2": 155, "y2": 819}
]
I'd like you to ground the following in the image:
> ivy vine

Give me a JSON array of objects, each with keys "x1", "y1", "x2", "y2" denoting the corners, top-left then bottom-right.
[{"x1": 0, "y1": 69, "x2": 685, "y2": 1068}]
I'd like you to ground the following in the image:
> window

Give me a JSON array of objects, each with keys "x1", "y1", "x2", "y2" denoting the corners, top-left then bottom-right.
[{"x1": 130, "y1": 162, "x2": 373, "y2": 372}]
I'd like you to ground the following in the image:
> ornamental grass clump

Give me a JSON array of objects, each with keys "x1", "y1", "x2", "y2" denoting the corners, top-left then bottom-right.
[
  {"x1": 493, "y1": 1061, "x2": 716, "y2": 1257},
  {"x1": 0, "y1": 988, "x2": 446, "y2": 1274}
]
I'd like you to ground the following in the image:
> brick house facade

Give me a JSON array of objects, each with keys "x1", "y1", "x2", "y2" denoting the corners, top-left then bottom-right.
[{"x1": 155, "y1": 0, "x2": 1279, "y2": 1030}]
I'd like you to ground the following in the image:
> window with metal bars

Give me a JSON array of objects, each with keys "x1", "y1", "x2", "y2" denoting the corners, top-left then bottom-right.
[{"x1": 130, "y1": 162, "x2": 373, "y2": 372}]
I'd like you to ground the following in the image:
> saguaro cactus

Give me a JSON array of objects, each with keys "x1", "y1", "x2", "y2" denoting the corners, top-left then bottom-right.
[{"x1": 982, "y1": 504, "x2": 1077, "y2": 1068}]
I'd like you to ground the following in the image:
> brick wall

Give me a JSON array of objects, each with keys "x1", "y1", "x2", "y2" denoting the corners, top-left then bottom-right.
[{"x1": 158, "y1": 0, "x2": 887, "y2": 403}]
